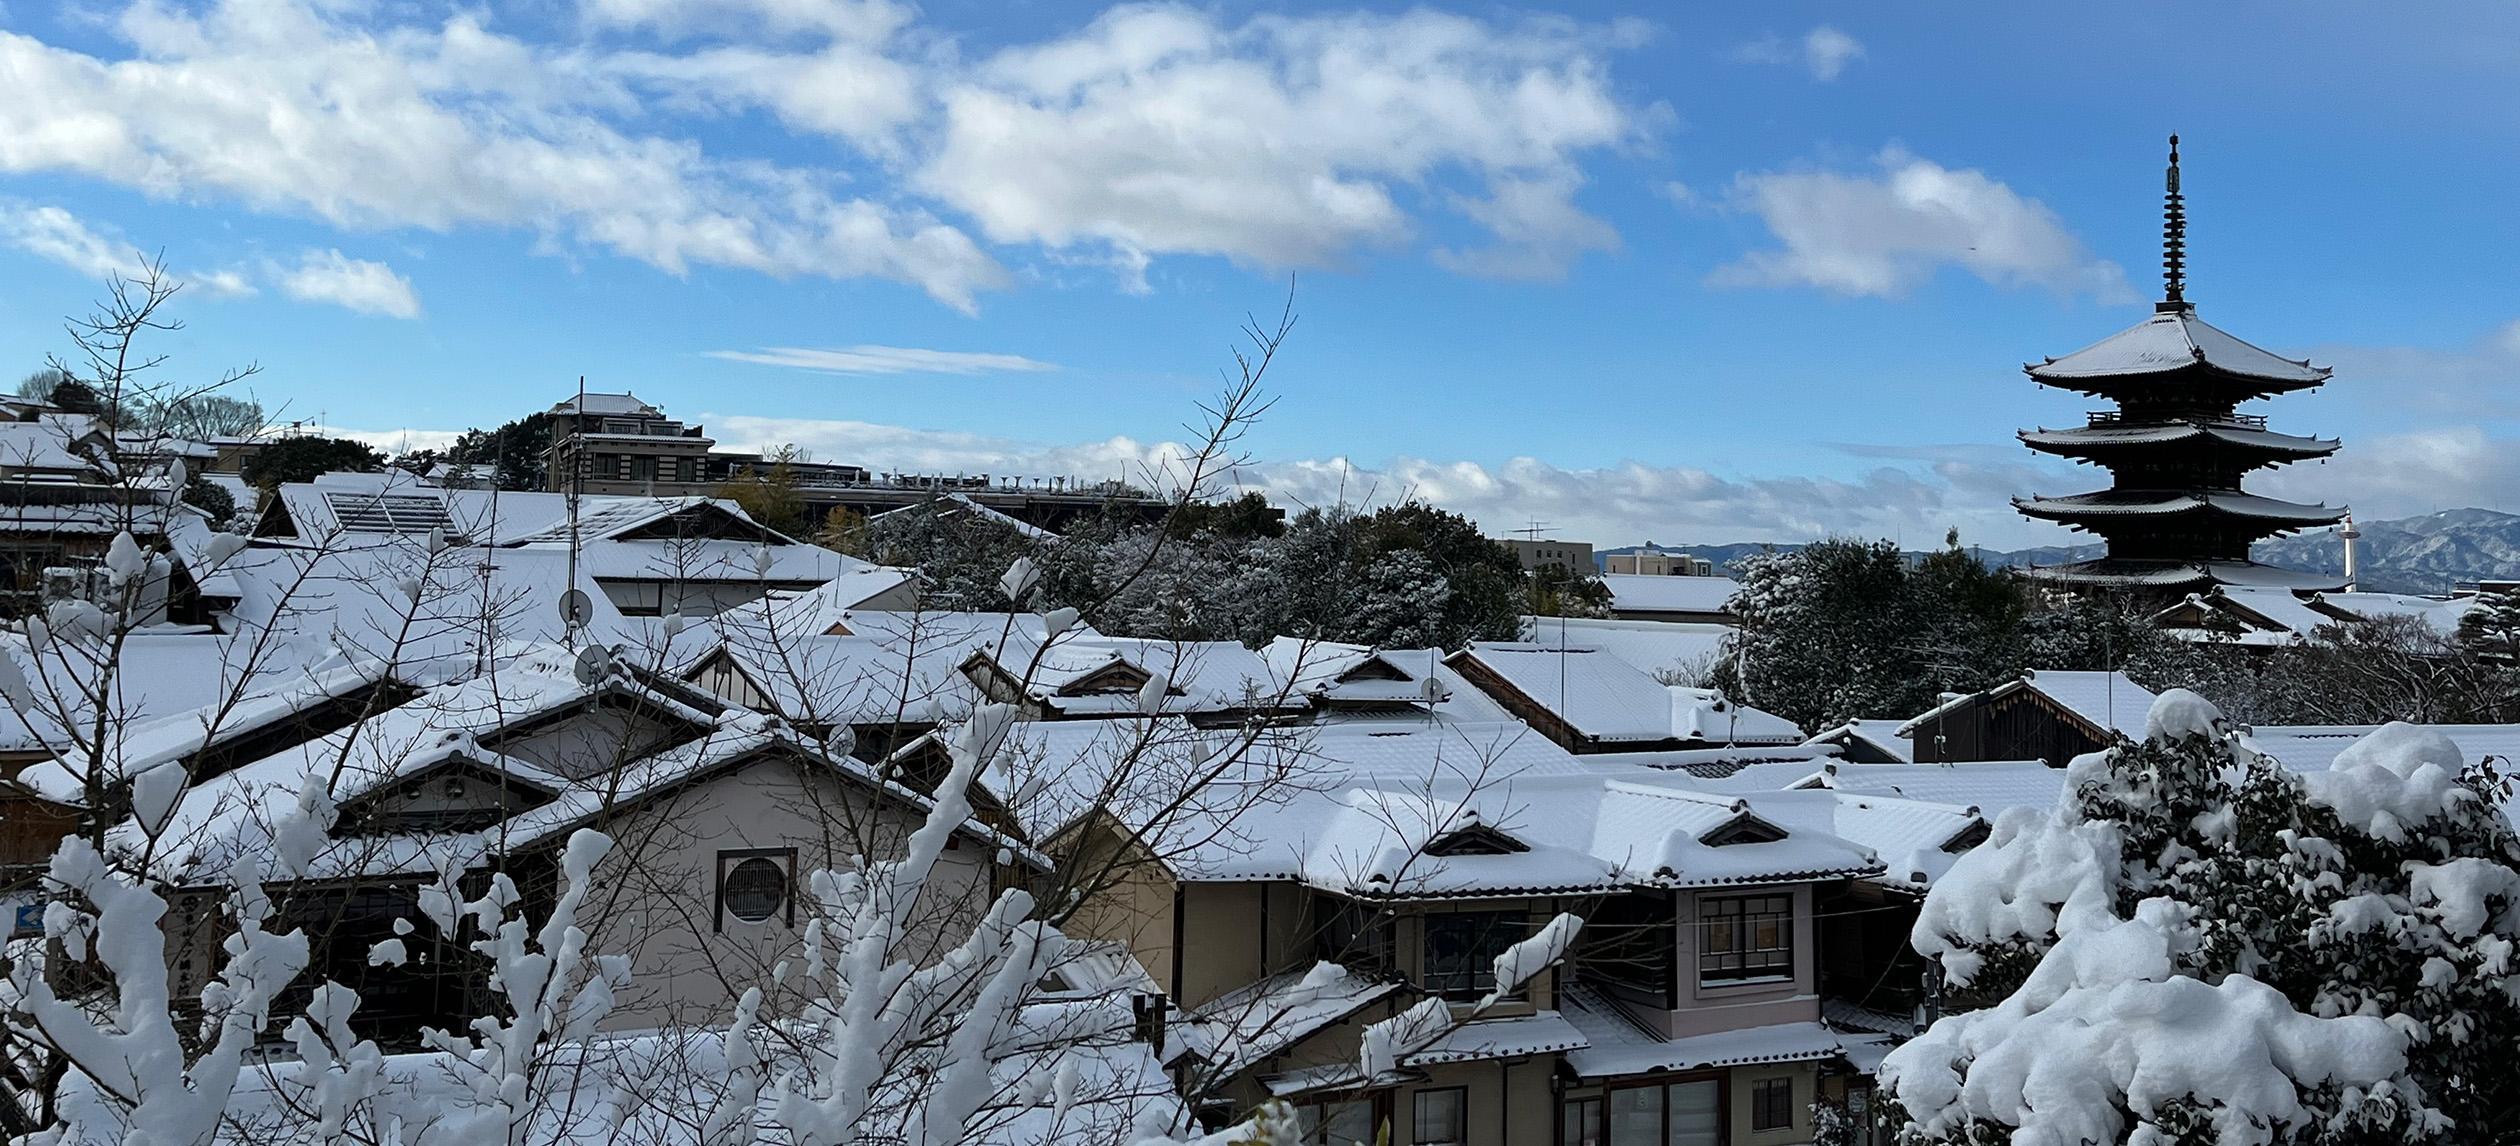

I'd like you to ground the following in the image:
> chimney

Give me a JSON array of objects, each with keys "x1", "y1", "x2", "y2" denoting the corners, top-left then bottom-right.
[{"x1": 2340, "y1": 513, "x2": 2361, "y2": 592}]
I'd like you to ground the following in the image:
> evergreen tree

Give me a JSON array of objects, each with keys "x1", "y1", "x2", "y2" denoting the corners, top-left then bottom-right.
[
  {"x1": 2458, "y1": 586, "x2": 2520, "y2": 668},
  {"x1": 444, "y1": 412, "x2": 552, "y2": 491},
  {"x1": 1886, "y1": 692, "x2": 2520, "y2": 1145},
  {"x1": 239, "y1": 435, "x2": 387, "y2": 489}
]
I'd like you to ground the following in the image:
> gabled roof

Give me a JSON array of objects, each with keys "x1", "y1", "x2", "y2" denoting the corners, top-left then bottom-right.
[
  {"x1": 1896, "y1": 669, "x2": 2156, "y2": 742},
  {"x1": 1451, "y1": 643, "x2": 1679, "y2": 743},
  {"x1": 1451, "y1": 644, "x2": 1800, "y2": 747},
  {"x1": 695, "y1": 609, "x2": 1056, "y2": 726},
  {"x1": 1801, "y1": 719, "x2": 1914, "y2": 763},
  {"x1": 975, "y1": 632, "x2": 1293, "y2": 719},
  {"x1": 1517, "y1": 615, "x2": 1731, "y2": 680},
  {"x1": 2027, "y1": 307, "x2": 2329, "y2": 389},
  {"x1": 2153, "y1": 585, "x2": 2338, "y2": 641}
]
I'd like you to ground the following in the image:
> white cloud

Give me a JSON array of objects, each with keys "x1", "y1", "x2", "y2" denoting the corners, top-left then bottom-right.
[
  {"x1": 0, "y1": 1, "x2": 1658, "y2": 308},
  {"x1": 1735, "y1": 26, "x2": 1865, "y2": 81},
  {"x1": 705, "y1": 344, "x2": 1057, "y2": 375},
  {"x1": 1713, "y1": 149, "x2": 2130, "y2": 299},
  {"x1": 1800, "y1": 27, "x2": 1864, "y2": 81},
  {"x1": 275, "y1": 249, "x2": 421, "y2": 318},
  {"x1": 0, "y1": 201, "x2": 258, "y2": 296},
  {"x1": 0, "y1": 2, "x2": 1004, "y2": 310},
  {"x1": 920, "y1": 6, "x2": 1646, "y2": 284},
  {"x1": 0, "y1": 202, "x2": 146, "y2": 279}
]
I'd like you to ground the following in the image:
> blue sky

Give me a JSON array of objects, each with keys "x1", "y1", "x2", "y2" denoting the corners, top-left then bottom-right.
[{"x1": 2, "y1": 1, "x2": 2517, "y2": 548}]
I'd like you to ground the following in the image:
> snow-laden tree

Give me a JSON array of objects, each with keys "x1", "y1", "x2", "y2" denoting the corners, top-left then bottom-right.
[{"x1": 1883, "y1": 690, "x2": 2520, "y2": 1145}]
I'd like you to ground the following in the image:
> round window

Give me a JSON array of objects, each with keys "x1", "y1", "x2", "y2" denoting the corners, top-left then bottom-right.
[{"x1": 722, "y1": 857, "x2": 788, "y2": 924}]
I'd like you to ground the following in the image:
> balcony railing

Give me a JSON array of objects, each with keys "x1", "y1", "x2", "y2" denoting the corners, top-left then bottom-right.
[{"x1": 2085, "y1": 410, "x2": 2269, "y2": 430}]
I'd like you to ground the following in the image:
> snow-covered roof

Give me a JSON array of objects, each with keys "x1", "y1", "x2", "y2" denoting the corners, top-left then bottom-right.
[
  {"x1": 2027, "y1": 307, "x2": 2329, "y2": 388},
  {"x1": 0, "y1": 630, "x2": 338, "y2": 758},
  {"x1": 1599, "y1": 574, "x2": 1740, "y2": 617},
  {"x1": 1256, "y1": 1011, "x2": 1591, "y2": 1096},
  {"x1": 975, "y1": 632, "x2": 1294, "y2": 719},
  {"x1": 2155, "y1": 585, "x2": 2339, "y2": 641},
  {"x1": 216, "y1": 541, "x2": 647, "y2": 677},
  {"x1": 2312, "y1": 591, "x2": 2473, "y2": 637},
  {"x1": 2018, "y1": 421, "x2": 2338, "y2": 456},
  {"x1": 701, "y1": 609, "x2": 1061, "y2": 726},
  {"x1": 1452, "y1": 644, "x2": 1799, "y2": 747},
  {"x1": 1180, "y1": 962, "x2": 1406, "y2": 1080},
  {"x1": 871, "y1": 492, "x2": 1060, "y2": 541},
  {"x1": 1802, "y1": 719, "x2": 1914, "y2": 763},
  {"x1": 1518, "y1": 615, "x2": 1731, "y2": 679},
  {"x1": 1453, "y1": 644, "x2": 1679, "y2": 743},
  {"x1": 1260, "y1": 639, "x2": 1514, "y2": 725},
  {"x1": 1669, "y1": 687, "x2": 1804, "y2": 747},
  {"x1": 1008, "y1": 719, "x2": 1883, "y2": 897},
  {"x1": 0, "y1": 415, "x2": 110, "y2": 474},
  {"x1": 2015, "y1": 489, "x2": 2344, "y2": 524},
  {"x1": 2021, "y1": 557, "x2": 2348, "y2": 593},
  {"x1": 14, "y1": 658, "x2": 399, "y2": 804},
  {"x1": 1562, "y1": 988, "x2": 1848, "y2": 1080},
  {"x1": 1896, "y1": 670, "x2": 2157, "y2": 742}
]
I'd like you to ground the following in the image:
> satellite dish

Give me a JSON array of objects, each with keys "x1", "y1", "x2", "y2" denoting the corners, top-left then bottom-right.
[
  {"x1": 558, "y1": 588, "x2": 595, "y2": 629},
  {"x1": 572, "y1": 643, "x2": 613, "y2": 686}
]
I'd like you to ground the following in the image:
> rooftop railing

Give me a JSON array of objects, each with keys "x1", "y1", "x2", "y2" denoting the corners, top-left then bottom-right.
[{"x1": 2085, "y1": 410, "x2": 2269, "y2": 430}]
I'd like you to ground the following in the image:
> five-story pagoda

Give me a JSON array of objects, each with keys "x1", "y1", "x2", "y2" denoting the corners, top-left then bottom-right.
[{"x1": 2014, "y1": 137, "x2": 2346, "y2": 592}]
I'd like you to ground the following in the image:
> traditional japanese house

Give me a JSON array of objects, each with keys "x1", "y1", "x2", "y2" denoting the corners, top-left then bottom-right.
[{"x1": 2013, "y1": 137, "x2": 2346, "y2": 594}]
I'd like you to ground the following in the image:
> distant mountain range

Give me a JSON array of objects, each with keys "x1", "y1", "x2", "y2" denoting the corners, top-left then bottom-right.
[{"x1": 1598, "y1": 508, "x2": 2520, "y2": 596}]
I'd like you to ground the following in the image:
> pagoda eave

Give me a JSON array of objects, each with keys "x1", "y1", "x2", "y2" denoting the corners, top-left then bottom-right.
[
  {"x1": 2021, "y1": 558, "x2": 2346, "y2": 592},
  {"x1": 2016, "y1": 424, "x2": 2338, "y2": 460},
  {"x1": 2012, "y1": 491, "x2": 2345, "y2": 528}
]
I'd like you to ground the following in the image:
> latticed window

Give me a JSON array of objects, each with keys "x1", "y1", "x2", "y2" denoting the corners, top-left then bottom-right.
[{"x1": 1698, "y1": 894, "x2": 1792, "y2": 983}]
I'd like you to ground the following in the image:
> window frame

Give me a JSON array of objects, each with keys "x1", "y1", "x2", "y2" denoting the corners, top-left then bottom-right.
[
  {"x1": 1422, "y1": 910, "x2": 1527, "y2": 1002},
  {"x1": 1411, "y1": 1087, "x2": 1466, "y2": 1146},
  {"x1": 714, "y1": 846, "x2": 797, "y2": 932},
  {"x1": 1697, "y1": 892, "x2": 1795, "y2": 985},
  {"x1": 1749, "y1": 1076, "x2": 1795, "y2": 1133}
]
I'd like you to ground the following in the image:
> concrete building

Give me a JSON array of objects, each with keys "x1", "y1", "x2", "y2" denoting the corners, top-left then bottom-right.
[
  {"x1": 1503, "y1": 538, "x2": 1595, "y2": 573},
  {"x1": 1604, "y1": 546, "x2": 1714, "y2": 577}
]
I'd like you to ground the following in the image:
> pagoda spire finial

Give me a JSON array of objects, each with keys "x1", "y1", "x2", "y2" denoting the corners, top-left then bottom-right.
[{"x1": 2160, "y1": 134, "x2": 2188, "y2": 312}]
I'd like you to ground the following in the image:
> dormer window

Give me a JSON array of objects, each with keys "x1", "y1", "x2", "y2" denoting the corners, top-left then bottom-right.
[
  {"x1": 1697, "y1": 813, "x2": 1788, "y2": 847},
  {"x1": 1058, "y1": 661, "x2": 1152, "y2": 696},
  {"x1": 1423, "y1": 824, "x2": 1529, "y2": 857}
]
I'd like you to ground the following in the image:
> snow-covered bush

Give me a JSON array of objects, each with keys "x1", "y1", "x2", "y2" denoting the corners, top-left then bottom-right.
[{"x1": 1884, "y1": 690, "x2": 2520, "y2": 1145}]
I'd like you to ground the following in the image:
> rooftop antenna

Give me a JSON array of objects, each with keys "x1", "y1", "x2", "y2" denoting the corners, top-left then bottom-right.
[
  {"x1": 2159, "y1": 134, "x2": 2189, "y2": 313},
  {"x1": 1516, "y1": 519, "x2": 1552, "y2": 543}
]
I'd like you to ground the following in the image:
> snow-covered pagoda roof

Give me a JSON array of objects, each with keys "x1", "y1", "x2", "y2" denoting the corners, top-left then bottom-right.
[
  {"x1": 2018, "y1": 421, "x2": 2338, "y2": 458},
  {"x1": 2026, "y1": 306, "x2": 2329, "y2": 389},
  {"x1": 2019, "y1": 557, "x2": 2348, "y2": 592},
  {"x1": 2013, "y1": 489, "x2": 2344, "y2": 525}
]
